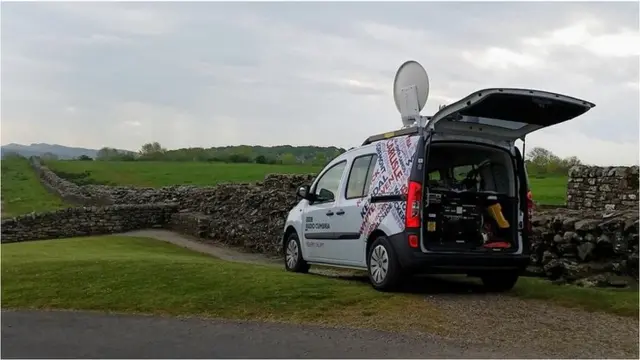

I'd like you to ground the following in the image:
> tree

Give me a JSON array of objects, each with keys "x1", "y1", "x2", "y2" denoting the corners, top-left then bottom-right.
[
  {"x1": 139, "y1": 142, "x2": 166, "y2": 155},
  {"x1": 228, "y1": 153, "x2": 251, "y2": 163},
  {"x1": 280, "y1": 153, "x2": 297, "y2": 165},
  {"x1": 255, "y1": 155, "x2": 268, "y2": 164},
  {"x1": 2, "y1": 152, "x2": 25, "y2": 160},
  {"x1": 527, "y1": 147, "x2": 554, "y2": 162},
  {"x1": 77, "y1": 155, "x2": 93, "y2": 161},
  {"x1": 312, "y1": 153, "x2": 327, "y2": 166},
  {"x1": 561, "y1": 156, "x2": 582, "y2": 169},
  {"x1": 525, "y1": 147, "x2": 583, "y2": 176},
  {"x1": 96, "y1": 147, "x2": 136, "y2": 161},
  {"x1": 97, "y1": 147, "x2": 117, "y2": 160},
  {"x1": 139, "y1": 142, "x2": 166, "y2": 161}
]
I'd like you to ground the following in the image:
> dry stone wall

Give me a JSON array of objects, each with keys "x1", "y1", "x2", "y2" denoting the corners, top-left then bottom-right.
[
  {"x1": 1, "y1": 203, "x2": 178, "y2": 243},
  {"x1": 567, "y1": 165, "x2": 639, "y2": 211},
  {"x1": 8, "y1": 158, "x2": 639, "y2": 287},
  {"x1": 528, "y1": 208, "x2": 639, "y2": 287},
  {"x1": 30, "y1": 157, "x2": 113, "y2": 206},
  {"x1": 83, "y1": 174, "x2": 315, "y2": 214},
  {"x1": 168, "y1": 174, "x2": 315, "y2": 254}
]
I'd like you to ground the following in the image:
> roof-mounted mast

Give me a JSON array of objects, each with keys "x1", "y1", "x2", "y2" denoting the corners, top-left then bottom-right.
[
  {"x1": 393, "y1": 60, "x2": 431, "y2": 129},
  {"x1": 362, "y1": 60, "x2": 432, "y2": 145}
]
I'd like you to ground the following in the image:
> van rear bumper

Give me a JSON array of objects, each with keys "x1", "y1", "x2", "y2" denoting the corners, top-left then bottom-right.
[{"x1": 389, "y1": 232, "x2": 530, "y2": 274}]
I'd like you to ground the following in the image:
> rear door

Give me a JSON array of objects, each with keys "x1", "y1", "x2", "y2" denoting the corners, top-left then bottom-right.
[{"x1": 427, "y1": 88, "x2": 595, "y2": 141}]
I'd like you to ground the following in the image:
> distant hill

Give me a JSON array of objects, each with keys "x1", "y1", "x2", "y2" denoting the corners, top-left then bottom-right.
[
  {"x1": 0, "y1": 143, "x2": 346, "y2": 164},
  {"x1": 0, "y1": 143, "x2": 103, "y2": 160}
]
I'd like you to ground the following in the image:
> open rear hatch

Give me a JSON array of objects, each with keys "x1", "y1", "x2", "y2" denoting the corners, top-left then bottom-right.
[
  {"x1": 422, "y1": 88, "x2": 595, "y2": 253},
  {"x1": 427, "y1": 88, "x2": 595, "y2": 141}
]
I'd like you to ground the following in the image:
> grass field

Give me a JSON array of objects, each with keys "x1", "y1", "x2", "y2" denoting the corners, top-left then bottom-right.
[
  {"x1": 2, "y1": 236, "x2": 638, "y2": 323},
  {"x1": 45, "y1": 160, "x2": 569, "y2": 204},
  {"x1": 528, "y1": 175, "x2": 568, "y2": 206},
  {"x1": 45, "y1": 160, "x2": 322, "y2": 187},
  {"x1": 1, "y1": 157, "x2": 69, "y2": 217},
  {"x1": 1, "y1": 159, "x2": 567, "y2": 217}
]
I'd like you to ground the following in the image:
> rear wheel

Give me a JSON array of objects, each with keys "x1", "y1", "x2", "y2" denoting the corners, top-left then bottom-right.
[
  {"x1": 284, "y1": 232, "x2": 309, "y2": 273},
  {"x1": 367, "y1": 236, "x2": 402, "y2": 291},
  {"x1": 480, "y1": 272, "x2": 519, "y2": 292}
]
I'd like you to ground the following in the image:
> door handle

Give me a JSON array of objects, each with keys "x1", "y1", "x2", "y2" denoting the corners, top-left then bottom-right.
[
  {"x1": 326, "y1": 211, "x2": 334, "y2": 216},
  {"x1": 336, "y1": 210, "x2": 345, "y2": 215}
]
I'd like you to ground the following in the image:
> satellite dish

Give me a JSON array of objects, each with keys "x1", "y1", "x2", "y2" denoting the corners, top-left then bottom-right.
[{"x1": 393, "y1": 60, "x2": 429, "y2": 125}]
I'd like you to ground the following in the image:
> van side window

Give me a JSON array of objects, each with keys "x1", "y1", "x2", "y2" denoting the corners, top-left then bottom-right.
[
  {"x1": 345, "y1": 154, "x2": 377, "y2": 199},
  {"x1": 313, "y1": 161, "x2": 347, "y2": 203}
]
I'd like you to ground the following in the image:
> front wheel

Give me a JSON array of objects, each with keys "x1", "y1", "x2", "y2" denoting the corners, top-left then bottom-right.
[
  {"x1": 480, "y1": 272, "x2": 519, "y2": 292},
  {"x1": 367, "y1": 236, "x2": 402, "y2": 291},
  {"x1": 284, "y1": 232, "x2": 309, "y2": 273}
]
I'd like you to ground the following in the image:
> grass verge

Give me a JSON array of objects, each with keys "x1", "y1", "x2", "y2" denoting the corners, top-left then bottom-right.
[
  {"x1": 512, "y1": 277, "x2": 638, "y2": 317},
  {"x1": 0, "y1": 236, "x2": 449, "y2": 334},
  {"x1": 2, "y1": 236, "x2": 635, "y2": 333},
  {"x1": 1, "y1": 157, "x2": 69, "y2": 217}
]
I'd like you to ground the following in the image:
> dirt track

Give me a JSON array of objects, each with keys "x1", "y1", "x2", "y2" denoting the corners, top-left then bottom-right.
[{"x1": 118, "y1": 230, "x2": 639, "y2": 358}]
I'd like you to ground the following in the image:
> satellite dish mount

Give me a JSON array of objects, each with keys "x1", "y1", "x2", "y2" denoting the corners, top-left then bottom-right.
[{"x1": 393, "y1": 60, "x2": 430, "y2": 128}]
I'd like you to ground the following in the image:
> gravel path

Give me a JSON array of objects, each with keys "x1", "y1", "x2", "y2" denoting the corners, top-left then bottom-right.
[
  {"x1": 109, "y1": 230, "x2": 640, "y2": 358},
  {"x1": 123, "y1": 229, "x2": 282, "y2": 266}
]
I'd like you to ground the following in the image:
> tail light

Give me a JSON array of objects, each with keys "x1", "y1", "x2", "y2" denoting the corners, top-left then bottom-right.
[
  {"x1": 526, "y1": 190, "x2": 534, "y2": 233},
  {"x1": 405, "y1": 180, "x2": 422, "y2": 229}
]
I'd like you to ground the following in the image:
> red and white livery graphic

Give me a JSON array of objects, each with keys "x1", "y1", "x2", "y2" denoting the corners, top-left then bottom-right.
[{"x1": 359, "y1": 135, "x2": 419, "y2": 239}]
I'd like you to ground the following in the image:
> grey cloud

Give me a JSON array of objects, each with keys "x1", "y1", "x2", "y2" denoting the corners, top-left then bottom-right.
[{"x1": 1, "y1": 2, "x2": 638, "y2": 165}]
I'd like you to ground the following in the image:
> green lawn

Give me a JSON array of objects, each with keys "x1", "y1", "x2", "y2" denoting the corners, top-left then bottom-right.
[
  {"x1": 46, "y1": 160, "x2": 321, "y2": 187},
  {"x1": 1, "y1": 157, "x2": 69, "y2": 217},
  {"x1": 2, "y1": 236, "x2": 637, "y2": 326},
  {"x1": 528, "y1": 175, "x2": 568, "y2": 206},
  {"x1": 0, "y1": 236, "x2": 448, "y2": 334}
]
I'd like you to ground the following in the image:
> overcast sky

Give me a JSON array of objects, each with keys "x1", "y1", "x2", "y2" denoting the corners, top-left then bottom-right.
[{"x1": 1, "y1": 2, "x2": 638, "y2": 165}]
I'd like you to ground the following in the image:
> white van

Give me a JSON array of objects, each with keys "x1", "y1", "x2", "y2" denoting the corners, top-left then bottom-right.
[{"x1": 281, "y1": 61, "x2": 595, "y2": 291}]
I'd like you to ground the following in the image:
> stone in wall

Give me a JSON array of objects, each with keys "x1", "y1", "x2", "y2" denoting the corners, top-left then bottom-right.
[
  {"x1": 529, "y1": 207, "x2": 639, "y2": 287},
  {"x1": 170, "y1": 211, "x2": 212, "y2": 239},
  {"x1": 566, "y1": 165, "x2": 639, "y2": 211},
  {"x1": 1, "y1": 203, "x2": 178, "y2": 243}
]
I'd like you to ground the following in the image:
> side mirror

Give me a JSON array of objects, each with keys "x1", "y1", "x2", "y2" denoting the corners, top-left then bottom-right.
[{"x1": 297, "y1": 185, "x2": 310, "y2": 199}]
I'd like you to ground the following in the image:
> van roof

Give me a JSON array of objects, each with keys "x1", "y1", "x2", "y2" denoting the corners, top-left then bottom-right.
[{"x1": 361, "y1": 126, "x2": 422, "y2": 146}]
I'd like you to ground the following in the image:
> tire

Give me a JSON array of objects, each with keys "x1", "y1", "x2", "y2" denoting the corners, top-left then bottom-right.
[
  {"x1": 284, "y1": 232, "x2": 310, "y2": 273},
  {"x1": 367, "y1": 235, "x2": 402, "y2": 291},
  {"x1": 481, "y1": 272, "x2": 519, "y2": 292}
]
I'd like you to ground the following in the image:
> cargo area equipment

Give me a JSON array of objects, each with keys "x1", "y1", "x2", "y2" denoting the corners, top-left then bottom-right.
[{"x1": 422, "y1": 142, "x2": 519, "y2": 252}]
